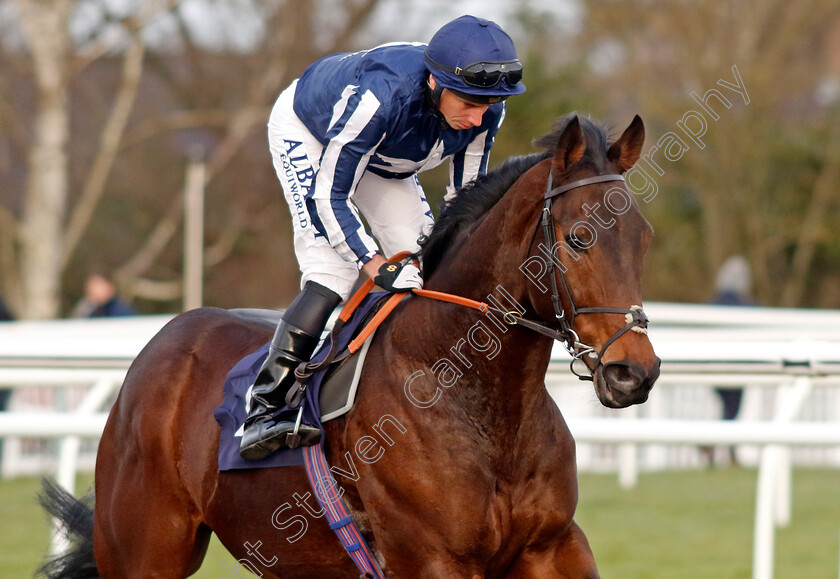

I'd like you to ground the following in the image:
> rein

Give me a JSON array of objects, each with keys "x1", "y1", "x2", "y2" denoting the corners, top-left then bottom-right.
[{"x1": 295, "y1": 171, "x2": 651, "y2": 387}]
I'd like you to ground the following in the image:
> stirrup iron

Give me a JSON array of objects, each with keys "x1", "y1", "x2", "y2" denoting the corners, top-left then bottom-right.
[{"x1": 285, "y1": 405, "x2": 306, "y2": 449}]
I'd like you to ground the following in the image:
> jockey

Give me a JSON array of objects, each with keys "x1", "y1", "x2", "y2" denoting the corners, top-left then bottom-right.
[{"x1": 240, "y1": 15, "x2": 526, "y2": 460}]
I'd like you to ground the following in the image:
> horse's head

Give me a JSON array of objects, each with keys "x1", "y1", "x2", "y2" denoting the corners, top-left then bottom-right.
[{"x1": 525, "y1": 115, "x2": 660, "y2": 408}]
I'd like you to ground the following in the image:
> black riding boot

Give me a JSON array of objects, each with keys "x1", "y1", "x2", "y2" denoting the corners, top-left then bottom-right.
[{"x1": 239, "y1": 281, "x2": 341, "y2": 460}]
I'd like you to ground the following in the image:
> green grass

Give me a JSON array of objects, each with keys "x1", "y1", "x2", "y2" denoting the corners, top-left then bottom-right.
[
  {"x1": 0, "y1": 474, "x2": 253, "y2": 579},
  {"x1": 1, "y1": 469, "x2": 837, "y2": 578},
  {"x1": 576, "y1": 468, "x2": 840, "y2": 578}
]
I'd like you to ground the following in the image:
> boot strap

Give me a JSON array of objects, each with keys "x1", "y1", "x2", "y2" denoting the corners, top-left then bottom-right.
[{"x1": 285, "y1": 380, "x2": 307, "y2": 408}]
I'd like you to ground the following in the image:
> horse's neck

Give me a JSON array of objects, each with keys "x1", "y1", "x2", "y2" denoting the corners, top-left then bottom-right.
[{"x1": 410, "y1": 184, "x2": 553, "y2": 421}]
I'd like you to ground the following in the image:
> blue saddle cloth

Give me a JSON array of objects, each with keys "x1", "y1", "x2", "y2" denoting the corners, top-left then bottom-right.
[{"x1": 214, "y1": 292, "x2": 390, "y2": 471}]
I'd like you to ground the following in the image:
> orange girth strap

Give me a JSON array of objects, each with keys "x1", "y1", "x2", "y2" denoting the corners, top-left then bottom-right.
[{"x1": 346, "y1": 291, "x2": 408, "y2": 353}]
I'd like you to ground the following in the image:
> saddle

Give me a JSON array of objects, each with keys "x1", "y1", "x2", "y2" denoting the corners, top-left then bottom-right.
[
  {"x1": 214, "y1": 290, "x2": 396, "y2": 471},
  {"x1": 318, "y1": 325, "x2": 377, "y2": 422}
]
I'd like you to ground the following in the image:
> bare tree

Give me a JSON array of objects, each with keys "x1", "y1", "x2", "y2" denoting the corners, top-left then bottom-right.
[
  {"x1": 581, "y1": 0, "x2": 840, "y2": 306},
  {"x1": 0, "y1": 0, "x2": 381, "y2": 318},
  {"x1": 9, "y1": 0, "x2": 74, "y2": 319},
  {"x1": 3, "y1": 0, "x2": 176, "y2": 318},
  {"x1": 112, "y1": 0, "x2": 381, "y2": 305}
]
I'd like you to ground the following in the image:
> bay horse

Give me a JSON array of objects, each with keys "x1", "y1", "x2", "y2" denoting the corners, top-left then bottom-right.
[{"x1": 39, "y1": 114, "x2": 660, "y2": 578}]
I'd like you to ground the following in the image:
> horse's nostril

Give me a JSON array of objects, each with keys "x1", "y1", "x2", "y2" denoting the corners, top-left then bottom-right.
[
  {"x1": 604, "y1": 364, "x2": 634, "y2": 386},
  {"x1": 595, "y1": 361, "x2": 656, "y2": 408},
  {"x1": 603, "y1": 363, "x2": 639, "y2": 392},
  {"x1": 601, "y1": 362, "x2": 656, "y2": 402}
]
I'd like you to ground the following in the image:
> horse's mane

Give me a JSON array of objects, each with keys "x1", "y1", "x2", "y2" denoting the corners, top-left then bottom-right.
[
  {"x1": 420, "y1": 114, "x2": 610, "y2": 277},
  {"x1": 419, "y1": 152, "x2": 547, "y2": 276}
]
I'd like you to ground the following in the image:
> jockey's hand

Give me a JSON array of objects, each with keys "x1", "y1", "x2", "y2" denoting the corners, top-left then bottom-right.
[{"x1": 374, "y1": 262, "x2": 423, "y2": 293}]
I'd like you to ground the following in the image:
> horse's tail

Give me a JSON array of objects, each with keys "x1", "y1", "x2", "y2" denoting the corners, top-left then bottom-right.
[{"x1": 35, "y1": 478, "x2": 100, "y2": 579}]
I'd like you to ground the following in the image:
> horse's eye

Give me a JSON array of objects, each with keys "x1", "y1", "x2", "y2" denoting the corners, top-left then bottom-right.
[{"x1": 564, "y1": 233, "x2": 590, "y2": 252}]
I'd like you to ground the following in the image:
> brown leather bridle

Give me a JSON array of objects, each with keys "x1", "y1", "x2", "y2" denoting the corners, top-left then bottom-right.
[{"x1": 534, "y1": 171, "x2": 650, "y2": 381}]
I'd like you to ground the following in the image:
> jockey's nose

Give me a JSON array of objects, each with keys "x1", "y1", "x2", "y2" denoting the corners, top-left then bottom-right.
[{"x1": 468, "y1": 106, "x2": 488, "y2": 127}]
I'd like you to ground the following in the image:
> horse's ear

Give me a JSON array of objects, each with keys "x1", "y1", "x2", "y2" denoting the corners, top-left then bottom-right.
[
  {"x1": 607, "y1": 115, "x2": 645, "y2": 173},
  {"x1": 552, "y1": 116, "x2": 586, "y2": 172}
]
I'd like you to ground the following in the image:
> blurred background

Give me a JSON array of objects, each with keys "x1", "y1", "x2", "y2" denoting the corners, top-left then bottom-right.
[
  {"x1": 1, "y1": 0, "x2": 839, "y2": 319},
  {"x1": 2, "y1": 2, "x2": 840, "y2": 578}
]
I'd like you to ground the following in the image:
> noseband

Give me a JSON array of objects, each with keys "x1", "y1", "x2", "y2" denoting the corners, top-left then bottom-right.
[{"x1": 534, "y1": 171, "x2": 650, "y2": 381}]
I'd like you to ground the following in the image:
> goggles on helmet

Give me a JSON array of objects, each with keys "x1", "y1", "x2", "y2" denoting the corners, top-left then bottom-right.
[{"x1": 425, "y1": 55, "x2": 523, "y2": 89}]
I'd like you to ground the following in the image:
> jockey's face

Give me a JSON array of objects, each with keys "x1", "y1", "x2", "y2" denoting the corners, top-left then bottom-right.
[{"x1": 429, "y1": 76, "x2": 491, "y2": 130}]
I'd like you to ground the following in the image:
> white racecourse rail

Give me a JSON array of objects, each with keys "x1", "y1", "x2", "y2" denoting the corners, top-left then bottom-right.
[{"x1": 1, "y1": 303, "x2": 839, "y2": 579}]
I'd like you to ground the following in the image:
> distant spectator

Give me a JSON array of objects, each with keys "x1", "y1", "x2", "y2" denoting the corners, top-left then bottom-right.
[
  {"x1": 703, "y1": 255, "x2": 756, "y2": 467},
  {"x1": 72, "y1": 274, "x2": 137, "y2": 318},
  {"x1": 0, "y1": 298, "x2": 13, "y2": 466},
  {"x1": 712, "y1": 255, "x2": 755, "y2": 308},
  {"x1": 0, "y1": 298, "x2": 13, "y2": 322}
]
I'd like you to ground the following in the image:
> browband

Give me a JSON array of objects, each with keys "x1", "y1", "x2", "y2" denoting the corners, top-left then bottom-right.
[{"x1": 545, "y1": 174, "x2": 625, "y2": 199}]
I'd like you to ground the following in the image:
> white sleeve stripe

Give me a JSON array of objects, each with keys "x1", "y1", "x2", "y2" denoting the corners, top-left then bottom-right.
[
  {"x1": 316, "y1": 89, "x2": 382, "y2": 199},
  {"x1": 314, "y1": 89, "x2": 382, "y2": 261},
  {"x1": 461, "y1": 130, "x2": 489, "y2": 184},
  {"x1": 328, "y1": 85, "x2": 358, "y2": 133}
]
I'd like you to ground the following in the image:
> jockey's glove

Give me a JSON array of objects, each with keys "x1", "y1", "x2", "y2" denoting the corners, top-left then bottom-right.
[{"x1": 375, "y1": 262, "x2": 423, "y2": 293}]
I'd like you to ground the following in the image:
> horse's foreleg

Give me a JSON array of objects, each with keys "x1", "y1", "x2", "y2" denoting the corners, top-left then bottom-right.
[{"x1": 504, "y1": 521, "x2": 599, "y2": 579}]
